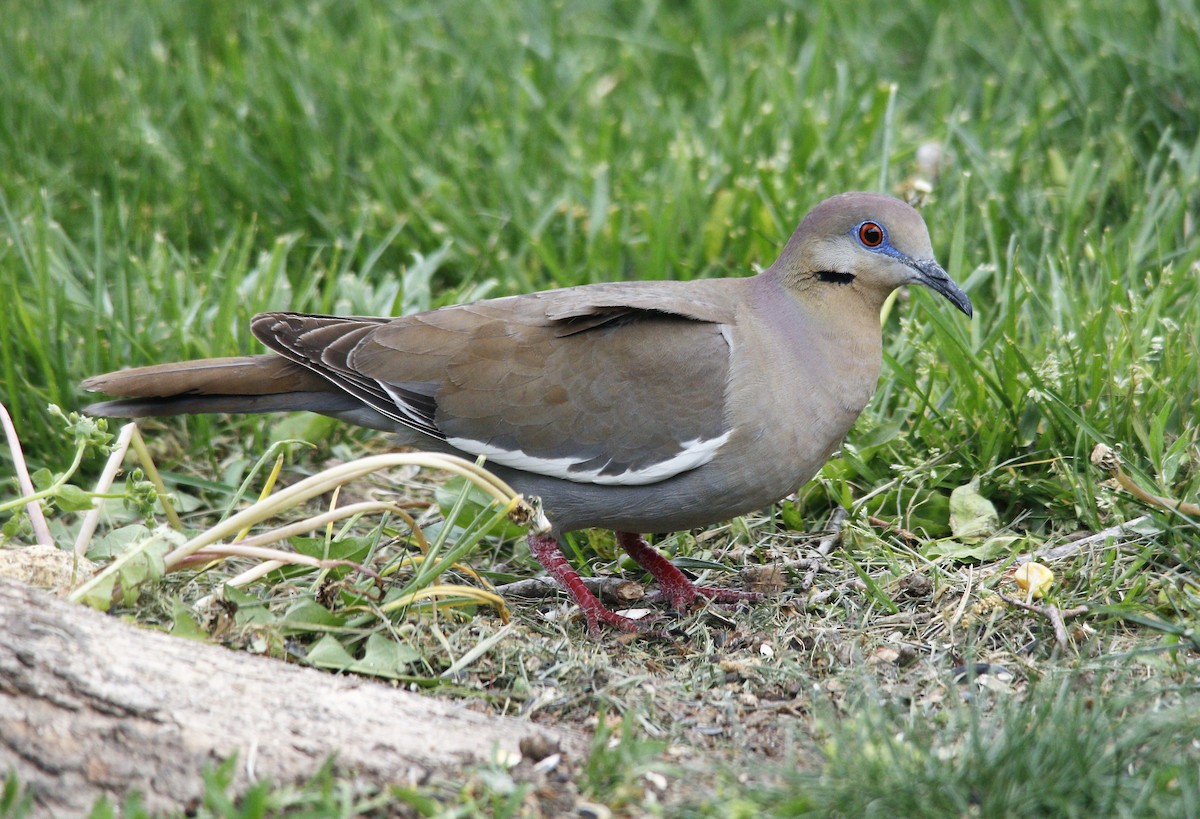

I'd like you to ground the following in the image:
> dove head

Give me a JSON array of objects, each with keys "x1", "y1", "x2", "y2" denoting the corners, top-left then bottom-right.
[{"x1": 775, "y1": 192, "x2": 972, "y2": 317}]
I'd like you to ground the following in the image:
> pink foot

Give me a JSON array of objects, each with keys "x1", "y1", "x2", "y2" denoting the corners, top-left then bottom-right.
[
  {"x1": 616, "y1": 532, "x2": 762, "y2": 611},
  {"x1": 527, "y1": 532, "x2": 650, "y2": 635}
]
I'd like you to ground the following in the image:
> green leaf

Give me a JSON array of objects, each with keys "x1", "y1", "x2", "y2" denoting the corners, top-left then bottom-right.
[
  {"x1": 853, "y1": 419, "x2": 904, "y2": 451},
  {"x1": 304, "y1": 633, "x2": 420, "y2": 679},
  {"x1": 2, "y1": 515, "x2": 31, "y2": 540},
  {"x1": 281, "y1": 600, "x2": 347, "y2": 630},
  {"x1": 224, "y1": 584, "x2": 277, "y2": 627},
  {"x1": 169, "y1": 599, "x2": 209, "y2": 640},
  {"x1": 352, "y1": 633, "x2": 421, "y2": 678},
  {"x1": 265, "y1": 535, "x2": 374, "y2": 582},
  {"x1": 779, "y1": 500, "x2": 806, "y2": 532},
  {"x1": 305, "y1": 634, "x2": 358, "y2": 670},
  {"x1": 117, "y1": 536, "x2": 169, "y2": 606},
  {"x1": 925, "y1": 534, "x2": 1021, "y2": 563},
  {"x1": 864, "y1": 489, "x2": 952, "y2": 538},
  {"x1": 267, "y1": 413, "x2": 338, "y2": 445},
  {"x1": 291, "y1": 535, "x2": 372, "y2": 562},
  {"x1": 79, "y1": 567, "x2": 117, "y2": 612},
  {"x1": 949, "y1": 479, "x2": 999, "y2": 543},
  {"x1": 86, "y1": 524, "x2": 153, "y2": 560},
  {"x1": 55, "y1": 483, "x2": 94, "y2": 512},
  {"x1": 82, "y1": 527, "x2": 178, "y2": 607}
]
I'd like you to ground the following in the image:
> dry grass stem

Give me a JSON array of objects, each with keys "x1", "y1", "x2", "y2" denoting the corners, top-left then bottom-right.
[{"x1": 1, "y1": 401, "x2": 52, "y2": 547}]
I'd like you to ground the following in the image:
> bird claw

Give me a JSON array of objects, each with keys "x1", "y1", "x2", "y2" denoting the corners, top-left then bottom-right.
[
  {"x1": 656, "y1": 584, "x2": 763, "y2": 612},
  {"x1": 531, "y1": 531, "x2": 759, "y2": 638},
  {"x1": 615, "y1": 531, "x2": 761, "y2": 614},
  {"x1": 580, "y1": 604, "x2": 668, "y2": 638},
  {"x1": 693, "y1": 587, "x2": 764, "y2": 605}
]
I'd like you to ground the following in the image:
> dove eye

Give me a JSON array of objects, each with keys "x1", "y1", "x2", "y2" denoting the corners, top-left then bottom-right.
[{"x1": 857, "y1": 221, "x2": 885, "y2": 248}]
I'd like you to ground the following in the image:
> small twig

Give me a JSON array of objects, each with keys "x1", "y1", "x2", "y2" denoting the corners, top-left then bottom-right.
[
  {"x1": 1017, "y1": 517, "x2": 1150, "y2": 564},
  {"x1": 495, "y1": 575, "x2": 644, "y2": 605},
  {"x1": 944, "y1": 567, "x2": 976, "y2": 631},
  {"x1": 816, "y1": 507, "x2": 850, "y2": 555},
  {"x1": 1091, "y1": 444, "x2": 1200, "y2": 515},
  {"x1": 996, "y1": 591, "x2": 1089, "y2": 651},
  {"x1": 0, "y1": 402, "x2": 53, "y2": 547},
  {"x1": 785, "y1": 557, "x2": 832, "y2": 574},
  {"x1": 804, "y1": 587, "x2": 837, "y2": 607},
  {"x1": 75, "y1": 422, "x2": 182, "y2": 556},
  {"x1": 802, "y1": 506, "x2": 849, "y2": 590},
  {"x1": 1044, "y1": 605, "x2": 1074, "y2": 651},
  {"x1": 866, "y1": 514, "x2": 921, "y2": 543},
  {"x1": 871, "y1": 611, "x2": 934, "y2": 627},
  {"x1": 1016, "y1": 443, "x2": 1192, "y2": 571},
  {"x1": 781, "y1": 507, "x2": 848, "y2": 590},
  {"x1": 441, "y1": 623, "x2": 518, "y2": 678}
]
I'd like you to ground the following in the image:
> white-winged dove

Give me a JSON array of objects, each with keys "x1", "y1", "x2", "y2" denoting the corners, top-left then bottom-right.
[{"x1": 83, "y1": 192, "x2": 972, "y2": 633}]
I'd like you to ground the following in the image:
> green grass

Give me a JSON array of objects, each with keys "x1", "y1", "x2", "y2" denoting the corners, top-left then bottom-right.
[
  {"x1": 3, "y1": 0, "x2": 1200, "y2": 815},
  {"x1": 734, "y1": 671, "x2": 1200, "y2": 818}
]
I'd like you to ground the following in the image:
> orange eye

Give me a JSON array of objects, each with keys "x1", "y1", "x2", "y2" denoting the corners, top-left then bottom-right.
[{"x1": 858, "y1": 221, "x2": 885, "y2": 248}]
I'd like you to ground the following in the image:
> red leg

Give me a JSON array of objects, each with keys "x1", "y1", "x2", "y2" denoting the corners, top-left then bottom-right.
[
  {"x1": 616, "y1": 531, "x2": 762, "y2": 611},
  {"x1": 527, "y1": 532, "x2": 646, "y2": 635}
]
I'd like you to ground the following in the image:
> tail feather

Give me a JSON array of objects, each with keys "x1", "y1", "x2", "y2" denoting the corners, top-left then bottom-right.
[
  {"x1": 82, "y1": 391, "x2": 366, "y2": 418},
  {"x1": 81, "y1": 355, "x2": 361, "y2": 418}
]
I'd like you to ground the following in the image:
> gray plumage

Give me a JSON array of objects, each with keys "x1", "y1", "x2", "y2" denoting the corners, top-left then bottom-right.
[{"x1": 83, "y1": 192, "x2": 972, "y2": 633}]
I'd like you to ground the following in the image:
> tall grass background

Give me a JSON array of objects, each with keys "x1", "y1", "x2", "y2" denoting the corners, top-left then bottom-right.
[{"x1": 2, "y1": 0, "x2": 1198, "y2": 812}]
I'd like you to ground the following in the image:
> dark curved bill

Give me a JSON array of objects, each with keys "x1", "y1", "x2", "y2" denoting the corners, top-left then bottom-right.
[{"x1": 909, "y1": 258, "x2": 973, "y2": 317}]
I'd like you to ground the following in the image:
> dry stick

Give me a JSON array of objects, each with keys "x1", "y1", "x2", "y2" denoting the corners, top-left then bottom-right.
[
  {"x1": 74, "y1": 422, "x2": 182, "y2": 556},
  {"x1": 0, "y1": 402, "x2": 52, "y2": 547},
  {"x1": 495, "y1": 575, "x2": 644, "y2": 604},
  {"x1": 866, "y1": 514, "x2": 921, "y2": 543},
  {"x1": 1091, "y1": 443, "x2": 1200, "y2": 515},
  {"x1": 1023, "y1": 444, "x2": 1197, "y2": 566},
  {"x1": 994, "y1": 443, "x2": 1192, "y2": 652},
  {"x1": 799, "y1": 506, "x2": 849, "y2": 590},
  {"x1": 872, "y1": 611, "x2": 934, "y2": 627},
  {"x1": 780, "y1": 506, "x2": 850, "y2": 589},
  {"x1": 996, "y1": 591, "x2": 1089, "y2": 652},
  {"x1": 1017, "y1": 517, "x2": 1149, "y2": 564}
]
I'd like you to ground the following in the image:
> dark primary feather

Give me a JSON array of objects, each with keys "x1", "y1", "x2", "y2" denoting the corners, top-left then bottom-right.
[{"x1": 248, "y1": 283, "x2": 738, "y2": 477}]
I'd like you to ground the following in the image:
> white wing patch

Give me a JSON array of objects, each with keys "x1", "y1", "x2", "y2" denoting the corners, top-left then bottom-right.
[
  {"x1": 378, "y1": 381, "x2": 438, "y2": 432},
  {"x1": 447, "y1": 430, "x2": 733, "y2": 486}
]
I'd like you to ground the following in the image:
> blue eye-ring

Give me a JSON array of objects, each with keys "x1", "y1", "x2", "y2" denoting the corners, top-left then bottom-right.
[{"x1": 857, "y1": 221, "x2": 886, "y2": 248}]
